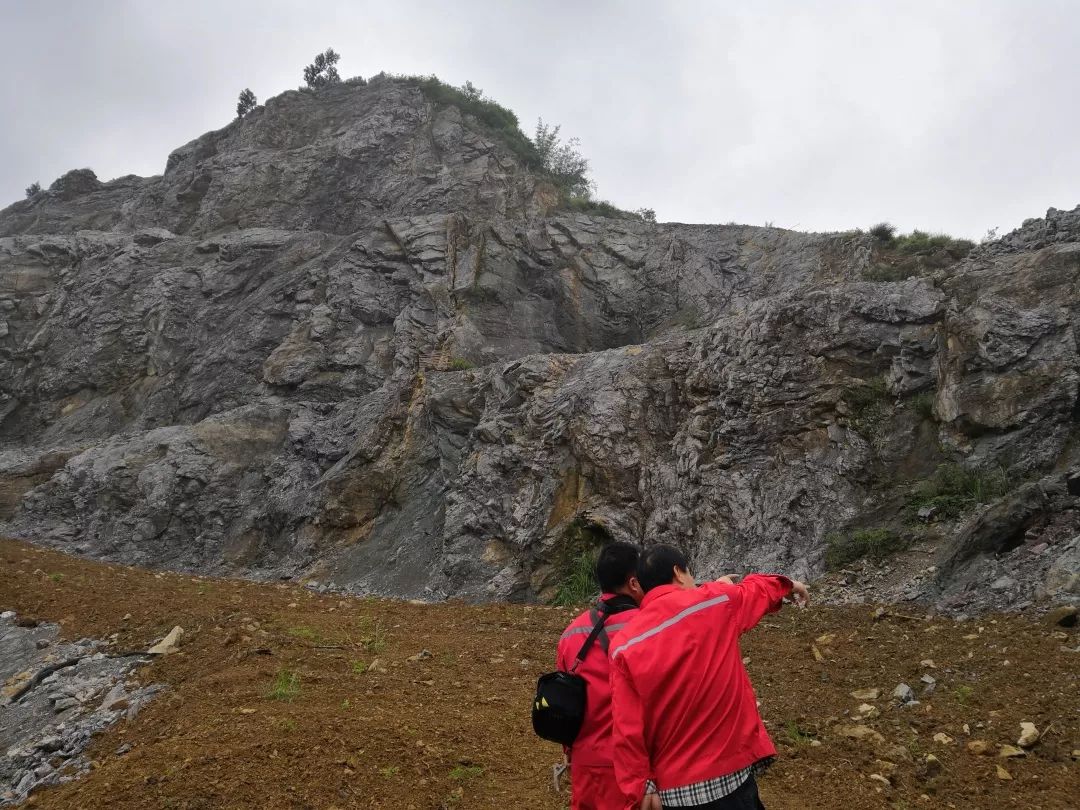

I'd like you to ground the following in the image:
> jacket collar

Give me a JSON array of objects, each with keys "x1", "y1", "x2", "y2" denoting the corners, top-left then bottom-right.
[{"x1": 641, "y1": 583, "x2": 683, "y2": 609}]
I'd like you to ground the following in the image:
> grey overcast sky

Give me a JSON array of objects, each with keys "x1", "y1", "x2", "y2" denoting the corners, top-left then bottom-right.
[{"x1": 2, "y1": 0, "x2": 1078, "y2": 237}]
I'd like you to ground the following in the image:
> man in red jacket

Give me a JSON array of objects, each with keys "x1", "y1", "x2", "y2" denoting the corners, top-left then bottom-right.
[
  {"x1": 556, "y1": 542, "x2": 645, "y2": 810},
  {"x1": 610, "y1": 544, "x2": 809, "y2": 809}
]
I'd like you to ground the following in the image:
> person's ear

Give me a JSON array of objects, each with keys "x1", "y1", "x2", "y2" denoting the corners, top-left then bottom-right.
[{"x1": 628, "y1": 576, "x2": 644, "y2": 597}]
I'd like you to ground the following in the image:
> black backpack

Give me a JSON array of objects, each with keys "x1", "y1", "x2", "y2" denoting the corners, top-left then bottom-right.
[{"x1": 532, "y1": 596, "x2": 636, "y2": 746}]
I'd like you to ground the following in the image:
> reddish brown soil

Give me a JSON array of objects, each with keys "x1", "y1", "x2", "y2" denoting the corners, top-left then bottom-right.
[{"x1": 2, "y1": 539, "x2": 1078, "y2": 809}]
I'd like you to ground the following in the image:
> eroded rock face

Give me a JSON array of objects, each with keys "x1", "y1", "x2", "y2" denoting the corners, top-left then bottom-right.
[{"x1": 1, "y1": 77, "x2": 1078, "y2": 605}]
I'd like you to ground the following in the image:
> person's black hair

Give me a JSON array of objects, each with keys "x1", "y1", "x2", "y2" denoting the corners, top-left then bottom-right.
[
  {"x1": 594, "y1": 543, "x2": 641, "y2": 593},
  {"x1": 637, "y1": 543, "x2": 690, "y2": 593}
]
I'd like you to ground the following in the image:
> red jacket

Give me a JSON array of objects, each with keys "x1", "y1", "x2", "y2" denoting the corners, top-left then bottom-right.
[
  {"x1": 556, "y1": 595, "x2": 640, "y2": 768},
  {"x1": 609, "y1": 575, "x2": 793, "y2": 806}
]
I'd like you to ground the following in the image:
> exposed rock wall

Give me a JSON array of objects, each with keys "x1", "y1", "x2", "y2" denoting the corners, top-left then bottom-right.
[{"x1": 1, "y1": 77, "x2": 1078, "y2": 606}]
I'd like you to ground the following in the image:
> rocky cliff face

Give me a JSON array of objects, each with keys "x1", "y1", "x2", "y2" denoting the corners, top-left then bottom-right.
[{"x1": 1, "y1": 76, "x2": 1078, "y2": 608}]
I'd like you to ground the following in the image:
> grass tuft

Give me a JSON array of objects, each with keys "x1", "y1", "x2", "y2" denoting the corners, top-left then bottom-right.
[
  {"x1": 908, "y1": 463, "x2": 1011, "y2": 520},
  {"x1": 450, "y1": 765, "x2": 484, "y2": 780},
  {"x1": 552, "y1": 548, "x2": 600, "y2": 607},
  {"x1": 785, "y1": 720, "x2": 815, "y2": 746},
  {"x1": 269, "y1": 669, "x2": 301, "y2": 702}
]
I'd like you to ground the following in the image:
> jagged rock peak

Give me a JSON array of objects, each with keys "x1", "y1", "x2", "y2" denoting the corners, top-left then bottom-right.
[{"x1": 1, "y1": 77, "x2": 553, "y2": 239}]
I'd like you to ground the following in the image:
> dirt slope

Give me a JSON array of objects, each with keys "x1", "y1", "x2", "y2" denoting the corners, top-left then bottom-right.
[{"x1": 1, "y1": 539, "x2": 1077, "y2": 809}]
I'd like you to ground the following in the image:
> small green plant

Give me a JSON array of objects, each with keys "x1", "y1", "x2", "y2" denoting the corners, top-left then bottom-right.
[
  {"x1": 341, "y1": 698, "x2": 351, "y2": 709},
  {"x1": 351, "y1": 660, "x2": 367, "y2": 675},
  {"x1": 824, "y1": 528, "x2": 909, "y2": 569},
  {"x1": 361, "y1": 622, "x2": 387, "y2": 653},
  {"x1": 784, "y1": 720, "x2": 814, "y2": 746},
  {"x1": 380, "y1": 765, "x2": 400, "y2": 778},
  {"x1": 450, "y1": 765, "x2": 484, "y2": 780},
  {"x1": 953, "y1": 684, "x2": 974, "y2": 705},
  {"x1": 842, "y1": 376, "x2": 892, "y2": 437},
  {"x1": 905, "y1": 734, "x2": 925, "y2": 757},
  {"x1": 908, "y1": 463, "x2": 1011, "y2": 520},
  {"x1": 48, "y1": 572, "x2": 64, "y2": 583},
  {"x1": 448, "y1": 357, "x2": 474, "y2": 371},
  {"x1": 288, "y1": 626, "x2": 320, "y2": 642},
  {"x1": 277, "y1": 717, "x2": 297, "y2": 732},
  {"x1": 553, "y1": 547, "x2": 600, "y2": 606},
  {"x1": 910, "y1": 391, "x2": 936, "y2": 420},
  {"x1": 269, "y1": 669, "x2": 301, "y2": 702}
]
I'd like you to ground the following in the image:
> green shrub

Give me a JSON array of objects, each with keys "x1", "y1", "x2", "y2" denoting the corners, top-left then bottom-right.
[
  {"x1": 553, "y1": 547, "x2": 600, "y2": 606},
  {"x1": 908, "y1": 463, "x2": 1010, "y2": 519},
  {"x1": 563, "y1": 195, "x2": 641, "y2": 220},
  {"x1": 869, "y1": 222, "x2": 897, "y2": 243},
  {"x1": 535, "y1": 119, "x2": 591, "y2": 198},
  {"x1": 825, "y1": 528, "x2": 909, "y2": 568},
  {"x1": 893, "y1": 230, "x2": 974, "y2": 258},
  {"x1": 448, "y1": 357, "x2": 474, "y2": 371}
]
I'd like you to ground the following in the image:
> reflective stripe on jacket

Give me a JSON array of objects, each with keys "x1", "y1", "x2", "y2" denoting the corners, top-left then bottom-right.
[
  {"x1": 556, "y1": 594, "x2": 640, "y2": 768},
  {"x1": 609, "y1": 575, "x2": 793, "y2": 807}
]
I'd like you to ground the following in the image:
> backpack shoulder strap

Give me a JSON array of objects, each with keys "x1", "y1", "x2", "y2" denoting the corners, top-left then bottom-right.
[{"x1": 569, "y1": 602, "x2": 613, "y2": 673}]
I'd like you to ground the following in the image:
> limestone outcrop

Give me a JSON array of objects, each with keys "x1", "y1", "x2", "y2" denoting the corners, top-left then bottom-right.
[{"x1": 2, "y1": 76, "x2": 1078, "y2": 607}]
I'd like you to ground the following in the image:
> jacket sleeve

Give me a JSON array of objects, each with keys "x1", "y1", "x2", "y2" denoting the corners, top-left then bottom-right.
[
  {"x1": 611, "y1": 654, "x2": 650, "y2": 809},
  {"x1": 734, "y1": 574, "x2": 793, "y2": 634}
]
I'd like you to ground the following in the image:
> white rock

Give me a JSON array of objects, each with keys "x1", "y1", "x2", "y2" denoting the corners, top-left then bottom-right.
[
  {"x1": 1017, "y1": 722, "x2": 1039, "y2": 748},
  {"x1": 147, "y1": 626, "x2": 184, "y2": 655}
]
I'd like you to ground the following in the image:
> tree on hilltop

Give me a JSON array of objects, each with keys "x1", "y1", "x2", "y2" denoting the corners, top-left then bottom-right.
[
  {"x1": 303, "y1": 48, "x2": 342, "y2": 89},
  {"x1": 25, "y1": 182, "x2": 42, "y2": 198},
  {"x1": 236, "y1": 88, "x2": 257, "y2": 118}
]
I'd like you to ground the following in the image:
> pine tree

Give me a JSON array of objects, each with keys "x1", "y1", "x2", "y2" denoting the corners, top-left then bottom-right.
[
  {"x1": 303, "y1": 48, "x2": 342, "y2": 89},
  {"x1": 25, "y1": 182, "x2": 42, "y2": 198},
  {"x1": 236, "y1": 88, "x2": 257, "y2": 118}
]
